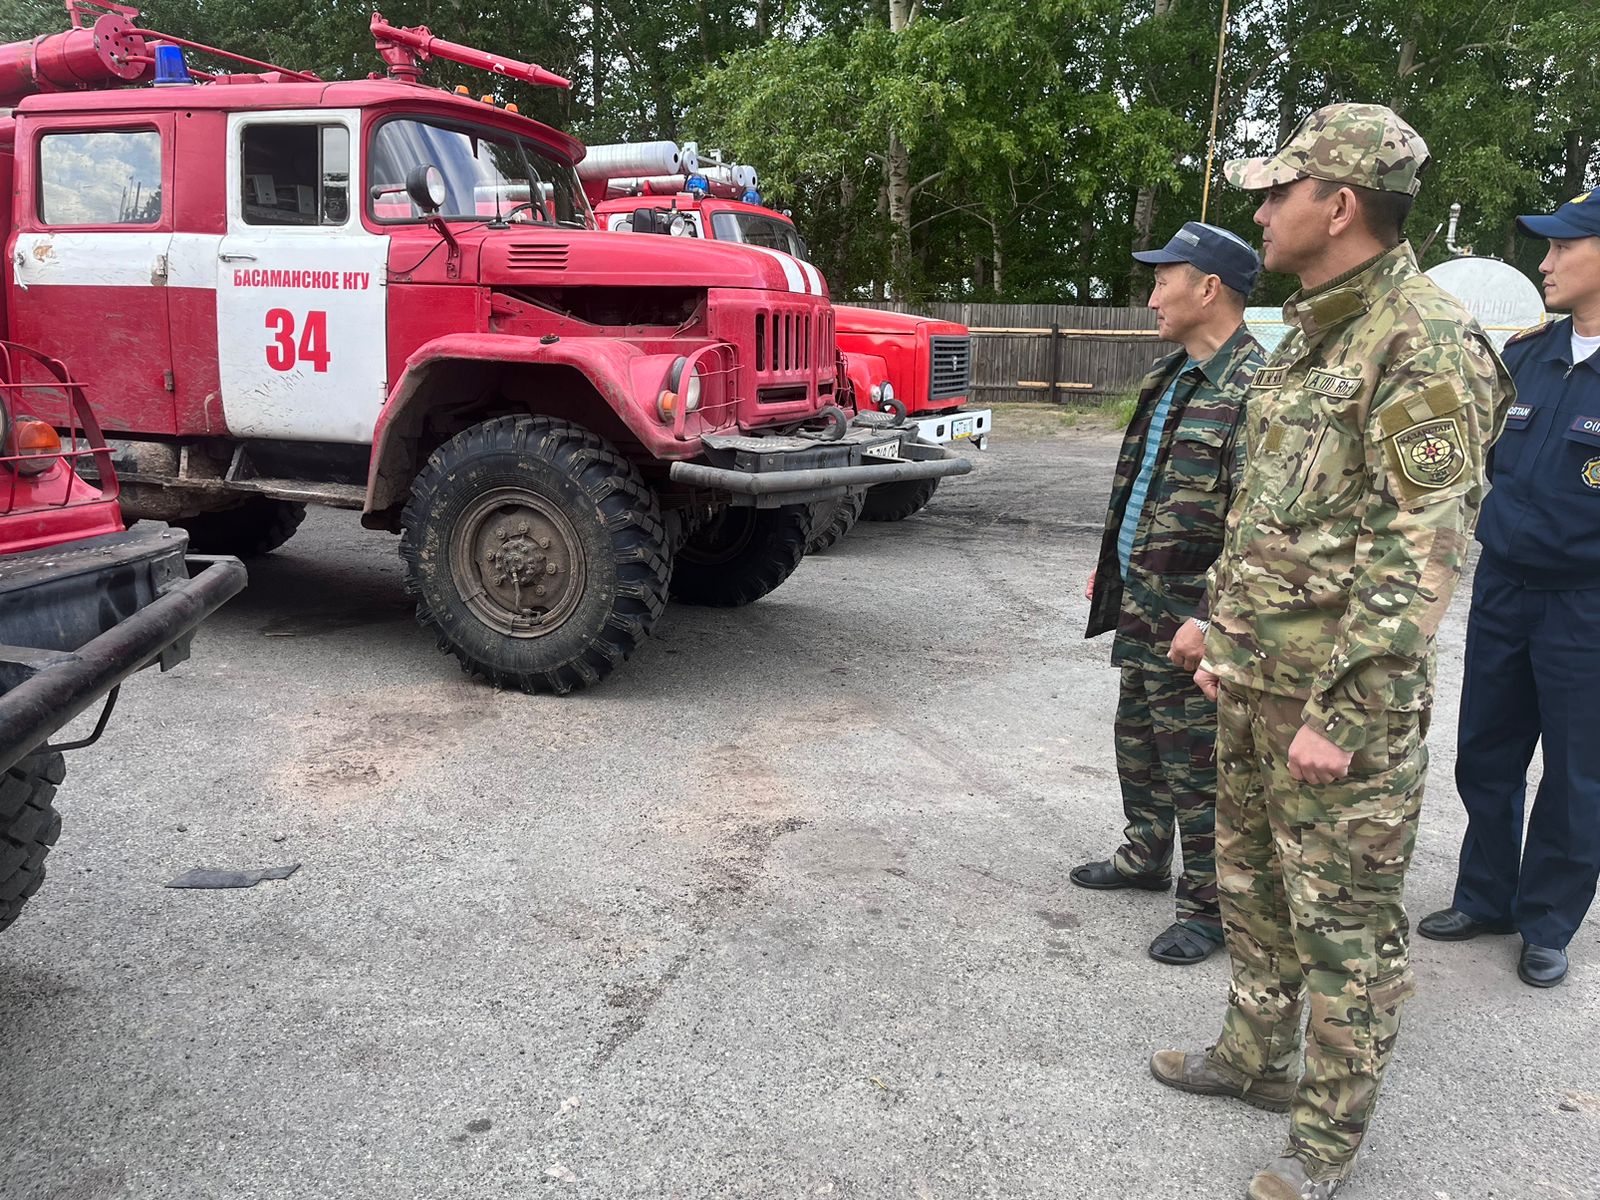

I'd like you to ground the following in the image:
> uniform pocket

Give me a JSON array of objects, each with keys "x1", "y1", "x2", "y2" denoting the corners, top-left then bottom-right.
[
  {"x1": 1561, "y1": 419, "x2": 1600, "y2": 496},
  {"x1": 1167, "y1": 423, "x2": 1228, "y2": 493}
]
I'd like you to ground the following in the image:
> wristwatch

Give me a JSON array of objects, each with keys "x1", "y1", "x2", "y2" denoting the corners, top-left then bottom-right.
[{"x1": 1191, "y1": 619, "x2": 1210, "y2": 633}]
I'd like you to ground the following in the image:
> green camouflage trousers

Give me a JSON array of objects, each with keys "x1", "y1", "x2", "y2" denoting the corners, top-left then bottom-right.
[
  {"x1": 1111, "y1": 660, "x2": 1221, "y2": 937},
  {"x1": 1210, "y1": 682, "x2": 1425, "y2": 1173}
]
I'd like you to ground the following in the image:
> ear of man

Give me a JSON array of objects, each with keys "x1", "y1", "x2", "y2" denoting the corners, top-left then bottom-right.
[{"x1": 1311, "y1": 177, "x2": 1414, "y2": 246}]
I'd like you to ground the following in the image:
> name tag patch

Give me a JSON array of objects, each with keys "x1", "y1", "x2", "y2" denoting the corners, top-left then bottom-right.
[
  {"x1": 1504, "y1": 403, "x2": 1534, "y2": 427},
  {"x1": 1392, "y1": 417, "x2": 1466, "y2": 490},
  {"x1": 1304, "y1": 369, "x2": 1363, "y2": 399},
  {"x1": 1250, "y1": 365, "x2": 1288, "y2": 389},
  {"x1": 1571, "y1": 415, "x2": 1600, "y2": 442}
]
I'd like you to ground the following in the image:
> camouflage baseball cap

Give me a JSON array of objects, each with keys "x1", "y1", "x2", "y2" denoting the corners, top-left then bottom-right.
[{"x1": 1225, "y1": 103, "x2": 1430, "y2": 196}]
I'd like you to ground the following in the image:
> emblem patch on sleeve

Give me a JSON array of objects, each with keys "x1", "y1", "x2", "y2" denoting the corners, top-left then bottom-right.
[
  {"x1": 1392, "y1": 417, "x2": 1467, "y2": 489},
  {"x1": 1583, "y1": 457, "x2": 1600, "y2": 490},
  {"x1": 1303, "y1": 369, "x2": 1363, "y2": 399}
]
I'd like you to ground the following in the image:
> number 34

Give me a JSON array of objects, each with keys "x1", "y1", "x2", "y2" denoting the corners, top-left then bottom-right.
[{"x1": 265, "y1": 308, "x2": 331, "y2": 373}]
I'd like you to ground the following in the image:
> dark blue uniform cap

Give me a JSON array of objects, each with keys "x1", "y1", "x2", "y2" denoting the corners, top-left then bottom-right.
[
  {"x1": 1131, "y1": 220, "x2": 1262, "y2": 297},
  {"x1": 1517, "y1": 189, "x2": 1600, "y2": 239}
]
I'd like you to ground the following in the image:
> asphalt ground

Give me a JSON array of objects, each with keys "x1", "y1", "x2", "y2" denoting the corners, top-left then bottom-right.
[{"x1": 2, "y1": 411, "x2": 1596, "y2": 1200}]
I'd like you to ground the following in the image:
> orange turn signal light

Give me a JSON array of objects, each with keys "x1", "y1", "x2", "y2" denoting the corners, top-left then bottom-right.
[
  {"x1": 455, "y1": 85, "x2": 470, "y2": 95},
  {"x1": 480, "y1": 94, "x2": 494, "y2": 104},
  {"x1": 13, "y1": 417, "x2": 61, "y2": 475},
  {"x1": 504, "y1": 102, "x2": 519, "y2": 114}
]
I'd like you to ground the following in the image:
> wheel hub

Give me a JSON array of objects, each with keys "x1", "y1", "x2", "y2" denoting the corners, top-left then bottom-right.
[{"x1": 450, "y1": 492, "x2": 587, "y2": 638}]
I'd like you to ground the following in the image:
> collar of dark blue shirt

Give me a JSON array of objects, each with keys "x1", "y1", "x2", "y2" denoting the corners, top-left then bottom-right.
[{"x1": 1528, "y1": 315, "x2": 1600, "y2": 374}]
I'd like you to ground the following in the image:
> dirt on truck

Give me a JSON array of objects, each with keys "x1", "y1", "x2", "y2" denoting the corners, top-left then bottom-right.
[{"x1": 0, "y1": 2, "x2": 970, "y2": 695}]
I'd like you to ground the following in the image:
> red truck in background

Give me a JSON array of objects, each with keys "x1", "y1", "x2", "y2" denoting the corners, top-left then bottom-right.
[
  {"x1": 0, "y1": 3, "x2": 969, "y2": 694},
  {"x1": 0, "y1": 341, "x2": 244, "y2": 932},
  {"x1": 583, "y1": 144, "x2": 990, "y2": 525}
]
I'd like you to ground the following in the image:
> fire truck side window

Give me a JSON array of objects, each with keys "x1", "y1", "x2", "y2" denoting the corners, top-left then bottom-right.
[
  {"x1": 38, "y1": 130, "x2": 162, "y2": 226},
  {"x1": 241, "y1": 125, "x2": 351, "y2": 226}
]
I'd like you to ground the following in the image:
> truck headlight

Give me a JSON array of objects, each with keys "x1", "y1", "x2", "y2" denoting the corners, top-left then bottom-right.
[
  {"x1": 869, "y1": 381, "x2": 895, "y2": 409},
  {"x1": 657, "y1": 357, "x2": 703, "y2": 421}
]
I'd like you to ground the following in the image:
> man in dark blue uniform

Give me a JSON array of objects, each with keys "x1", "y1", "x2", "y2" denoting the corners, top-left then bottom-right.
[{"x1": 1419, "y1": 189, "x2": 1600, "y2": 987}]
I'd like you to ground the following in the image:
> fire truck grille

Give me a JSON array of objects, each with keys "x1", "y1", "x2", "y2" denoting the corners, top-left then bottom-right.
[
  {"x1": 928, "y1": 336, "x2": 971, "y2": 401},
  {"x1": 506, "y1": 243, "x2": 570, "y2": 270},
  {"x1": 753, "y1": 305, "x2": 832, "y2": 378}
]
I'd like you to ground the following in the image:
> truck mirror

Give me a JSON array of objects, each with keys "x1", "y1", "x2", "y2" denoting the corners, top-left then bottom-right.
[
  {"x1": 406, "y1": 165, "x2": 448, "y2": 214},
  {"x1": 633, "y1": 207, "x2": 663, "y2": 234}
]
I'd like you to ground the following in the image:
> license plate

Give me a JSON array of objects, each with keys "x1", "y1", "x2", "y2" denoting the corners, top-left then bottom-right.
[
  {"x1": 863, "y1": 439, "x2": 901, "y2": 460},
  {"x1": 951, "y1": 416, "x2": 977, "y2": 439}
]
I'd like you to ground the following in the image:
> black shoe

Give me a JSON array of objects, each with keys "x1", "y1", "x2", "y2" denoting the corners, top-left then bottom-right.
[
  {"x1": 1069, "y1": 859, "x2": 1170, "y2": 892},
  {"x1": 1518, "y1": 942, "x2": 1568, "y2": 988},
  {"x1": 1148, "y1": 921, "x2": 1223, "y2": 965},
  {"x1": 1417, "y1": 907, "x2": 1516, "y2": 941}
]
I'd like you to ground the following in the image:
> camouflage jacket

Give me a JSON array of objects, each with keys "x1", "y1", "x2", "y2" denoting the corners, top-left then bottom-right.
[
  {"x1": 1202, "y1": 242, "x2": 1514, "y2": 751},
  {"x1": 1087, "y1": 325, "x2": 1262, "y2": 668}
]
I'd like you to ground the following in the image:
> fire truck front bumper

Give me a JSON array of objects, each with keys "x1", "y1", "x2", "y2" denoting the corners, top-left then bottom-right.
[
  {"x1": 904, "y1": 408, "x2": 992, "y2": 450},
  {"x1": 669, "y1": 423, "x2": 971, "y2": 507}
]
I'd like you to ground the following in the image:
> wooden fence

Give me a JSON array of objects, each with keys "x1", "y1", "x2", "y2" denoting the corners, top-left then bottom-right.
[{"x1": 846, "y1": 301, "x2": 1177, "y2": 405}]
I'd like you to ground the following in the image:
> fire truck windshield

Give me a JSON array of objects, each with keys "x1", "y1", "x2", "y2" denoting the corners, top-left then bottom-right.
[
  {"x1": 368, "y1": 117, "x2": 592, "y2": 228},
  {"x1": 709, "y1": 211, "x2": 806, "y2": 260}
]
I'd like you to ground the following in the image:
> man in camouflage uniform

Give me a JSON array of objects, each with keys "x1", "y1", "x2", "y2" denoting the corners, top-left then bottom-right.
[
  {"x1": 1148, "y1": 104, "x2": 1514, "y2": 1199},
  {"x1": 1077, "y1": 222, "x2": 1264, "y2": 965}
]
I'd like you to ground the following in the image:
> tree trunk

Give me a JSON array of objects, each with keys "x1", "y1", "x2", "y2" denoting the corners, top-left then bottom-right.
[
  {"x1": 1564, "y1": 129, "x2": 1594, "y2": 198},
  {"x1": 885, "y1": 0, "x2": 918, "y2": 297},
  {"x1": 886, "y1": 130, "x2": 911, "y2": 295},
  {"x1": 991, "y1": 220, "x2": 1004, "y2": 296},
  {"x1": 1128, "y1": 0, "x2": 1176, "y2": 305},
  {"x1": 1392, "y1": 35, "x2": 1416, "y2": 108},
  {"x1": 590, "y1": 9, "x2": 605, "y2": 122}
]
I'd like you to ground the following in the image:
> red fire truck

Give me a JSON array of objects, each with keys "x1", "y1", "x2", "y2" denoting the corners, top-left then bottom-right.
[
  {"x1": 585, "y1": 145, "x2": 990, "y2": 523},
  {"x1": 0, "y1": 3, "x2": 969, "y2": 694}
]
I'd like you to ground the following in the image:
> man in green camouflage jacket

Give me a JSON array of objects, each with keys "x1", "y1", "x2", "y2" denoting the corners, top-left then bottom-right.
[
  {"x1": 1148, "y1": 104, "x2": 1513, "y2": 1200},
  {"x1": 1077, "y1": 222, "x2": 1264, "y2": 965}
]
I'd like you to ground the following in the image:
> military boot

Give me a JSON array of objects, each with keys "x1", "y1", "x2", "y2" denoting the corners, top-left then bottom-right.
[
  {"x1": 1247, "y1": 1153, "x2": 1346, "y2": 1199},
  {"x1": 1149, "y1": 1047, "x2": 1293, "y2": 1113}
]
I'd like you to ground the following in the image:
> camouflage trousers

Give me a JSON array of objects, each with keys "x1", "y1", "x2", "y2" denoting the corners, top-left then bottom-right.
[
  {"x1": 1111, "y1": 659, "x2": 1221, "y2": 937},
  {"x1": 1211, "y1": 682, "x2": 1425, "y2": 1174}
]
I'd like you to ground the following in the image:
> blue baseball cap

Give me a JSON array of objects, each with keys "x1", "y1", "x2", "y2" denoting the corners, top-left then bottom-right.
[
  {"x1": 1132, "y1": 221, "x2": 1262, "y2": 296},
  {"x1": 1517, "y1": 190, "x2": 1600, "y2": 239}
]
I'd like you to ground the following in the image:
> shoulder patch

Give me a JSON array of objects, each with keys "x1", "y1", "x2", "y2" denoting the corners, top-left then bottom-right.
[
  {"x1": 1250, "y1": 365, "x2": 1288, "y2": 389},
  {"x1": 1422, "y1": 318, "x2": 1464, "y2": 342},
  {"x1": 1388, "y1": 416, "x2": 1467, "y2": 492},
  {"x1": 1303, "y1": 369, "x2": 1363, "y2": 399}
]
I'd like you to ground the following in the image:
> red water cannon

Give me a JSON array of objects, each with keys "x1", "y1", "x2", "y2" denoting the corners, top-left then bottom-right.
[
  {"x1": 370, "y1": 12, "x2": 570, "y2": 90},
  {"x1": 0, "y1": 2, "x2": 150, "y2": 107}
]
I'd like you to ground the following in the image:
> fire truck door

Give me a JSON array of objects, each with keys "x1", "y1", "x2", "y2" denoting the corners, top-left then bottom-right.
[
  {"x1": 215, "y1": 111, "x2": 388, "y2": 444},
  {"x1": 9, "y1": 118, "x2": 178, "y2": 433}
]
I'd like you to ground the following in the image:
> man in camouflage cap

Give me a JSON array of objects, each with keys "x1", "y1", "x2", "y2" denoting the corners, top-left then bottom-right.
[{"x1": 1149, "y1": 103, "x2": 1513, "y2": 1199}]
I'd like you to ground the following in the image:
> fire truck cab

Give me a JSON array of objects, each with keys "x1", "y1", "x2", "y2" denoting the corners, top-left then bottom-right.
[{"x1": 0, "y1": 5, "x2": 969, "y2": 693}]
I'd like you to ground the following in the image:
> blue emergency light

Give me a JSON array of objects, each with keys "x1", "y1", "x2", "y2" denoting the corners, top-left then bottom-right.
[
  {"x1": 742, "y1": 188, "x2": 762, "y2": 205},
  {"x1": 152, "y1": 42, "x2": 194, "y2": 86},
  {"x1": 685, "y1": 173, "x2": 709, "y2": 197}
]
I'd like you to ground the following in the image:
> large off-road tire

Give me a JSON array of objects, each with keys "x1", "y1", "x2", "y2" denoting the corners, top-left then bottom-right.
[
  {"x1": 399, "y1": 416, "x2": 671, "y2": 695},
  {"x1": 669, "y1": 504, "x2": 811, "y2": 607},
  {"x1": 176, "y1": 496, "x2": 307, "y2": 557},
  {"x1": 805, "y1": 490, "x2": 866, "y2": 554},
  {"x1": 861, "y1": 477, "x2": 940, "y2": 522},
  {"x1": 0, "y1": 752, "x2": 65, "y2": 934}
]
